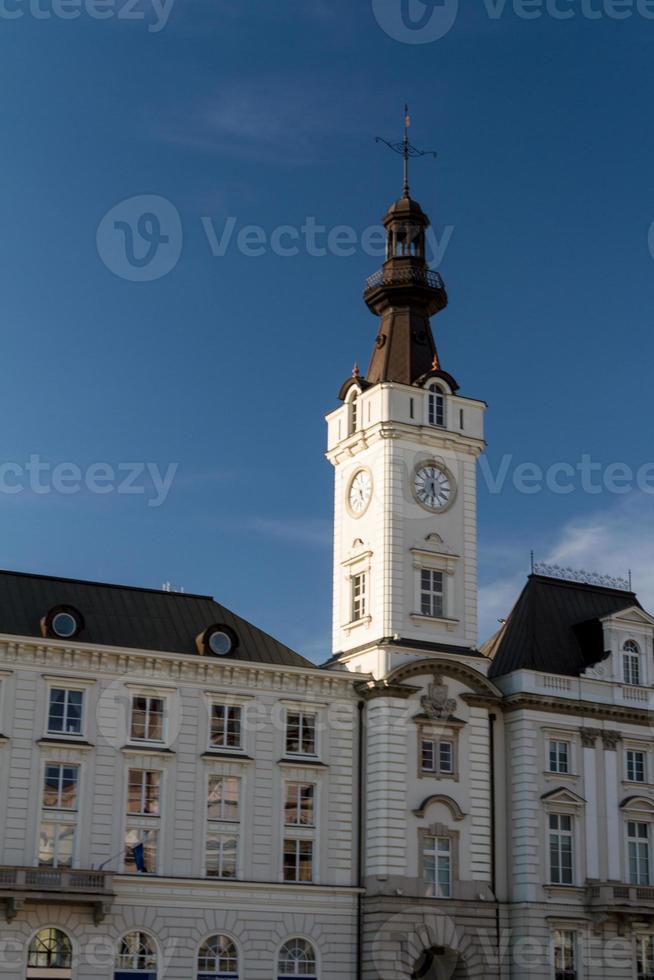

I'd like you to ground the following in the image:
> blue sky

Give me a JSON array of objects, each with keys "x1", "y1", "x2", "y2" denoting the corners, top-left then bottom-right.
[{"x1": 1, "y1": 0, "x2": 654, "y2": 661}]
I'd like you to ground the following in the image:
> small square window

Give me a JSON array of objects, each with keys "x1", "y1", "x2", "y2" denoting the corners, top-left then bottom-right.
[{"x1": 421, "y1": 735, "x2": 456, "y2": 777}]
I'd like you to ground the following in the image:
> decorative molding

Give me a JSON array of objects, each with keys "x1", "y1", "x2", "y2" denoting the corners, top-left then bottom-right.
[
  {"x1": 502, "y1": 692, "x2": 653, "y2": 726},
  {"x1": 413, "y1": 794, "x2": 466, "y2": 821},
  {"x1": 580, "y1": 728, "x2": 601, "y2": 748},
  {"x1": 533, "y1": 563, "x2": 630, "y2": 592},
  {"x1": 601, "y1": 731, "x2": 622, "y2": 751}
]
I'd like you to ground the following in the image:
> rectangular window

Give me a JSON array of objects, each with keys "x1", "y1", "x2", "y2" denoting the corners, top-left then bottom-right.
[
  {"x1": 207, "y1": 776, "x2": 240, "y2": 822},
  {"x1": 210, "y1": 704, "x2": 243, "y2": 750},
  {"x1": 47, "y1": 688, "x2": 83, "y2": 736},
  {"x1": 420, "y1": 570, "x2": 444, "y2": 619},
  {"x1": 124, "y1": 828, "x2": 158, "y2": 874},
  {"x1": 549, "y1": 813, "x2": 574, "y2": 885},
  {"x1": 637, "y1": 935, "x2": 654, "y2": 980},
  {"x1": 38, "y1": 821, "x2": 75, "y2": 869},
  {"x1": 627, "y1": 750, "x2": 647, "y2": 783},
  {"x1": 127, "y1": 770, "x2": 161, "y2": 816},
  {"x1": 428, "y1": 389, "x2": 445, "y2": 427},
  {"x1": 424, "y1": 836, "x2": 452, "y2": 898},
  {"x1": 286, "y1": 712, "x2": 316, "y2": 756},
  {"x1": 624, "y1": 653, "x2": 641, "y2": 686},
  {"x1": 130, "y1": 696, "x2": 164, "y2": 742},
  {"x1": 553, "y1": 930, "x2": 577, "y2": 980},
  {"x1": 351, "y1": 572, "x2": 367, "y2": 622},
  {"x1": 283, "y1": 839, "x2": 313, "y2": 883},
  {"x1": 421, "y1": 737, "x2": 455, "y2": 776},
  {"x1": 549, "y1": 740, "x2": 570, "y2": 775},
  {"x1": 284, "y1": 783, "x2": 315, "y2": 827},
  {"x1": 206, "y1": 833, "x2": 238, "y2": 879},
  {"x1": 43, "y1": 764, "x2": 79, "y2": 810},
  {"x1": 629, "y1": 821, "x2": 651, "y2": 885}
]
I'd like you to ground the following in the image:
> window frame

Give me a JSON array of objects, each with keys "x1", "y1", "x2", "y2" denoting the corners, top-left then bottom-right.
[
  {"x1": 284, "y1": 781, "x2": 316, "y2": 828},
  {"x1": 197, "y1": 933, "x2": 240, "y2": 980},
  {"x1": 277, "y1": 938, "x2": 318, "y2": 980},
  {"x1": 205, "y1": 831, "x2": 239, "y2": 880},
  {"x1": 637, "y1": 934, "x2": 654, "y2": 980},
  {"x1": 626, "y1": 749, "x2": 648, "y2": 785},
  {"x1": 552, "y1": 929, "x2": 577, "y2": 980},
  {"x1": 285, "y1": 711, "x2": 318, "y2": 759},
  {"x1": 423, "y1": 834, "x2": 453, "y2": 899},
  {"x1": 548, "y1": 812, "x2": 575, "y2": 886},
  {"x1": 27, "y1": 927, "x2": 73, "y2": 972},
  {"x1": 114, "y1": 930, "x2": 158, "y2": 979},
  {"x1": 548, "y1": 740, "x2": 571, "y2": 775},
  {"x1": 627, "y1": 820, "x2": 651, "y2": 886},
  {"x1": 420, "y1": 568, "x2": 445, "y2": 620},
  {"x1": 427, "y1": 383, "x2": 446, "y2": 428},
  {"x1": 282, "y1": 838, "x2": 314, "y2": 884},
  {"x1": 350, "y1": 571, "x2": 368, "y2": 624},
  {"x1": 208, "y1": 702, "x2": 244, "y2": 753},
  {"x1": 127, "y1": 768, "x2": 162, "y2": 817},
  {"x1": 46, "y1": 685, "x2": 86, "y2": 739},
  {"x1": 419, "y1": 730, "x2": 458, "y2": 780},
  {"x1": 129, "y1": 694, "x2": 166, "y2": 745}
]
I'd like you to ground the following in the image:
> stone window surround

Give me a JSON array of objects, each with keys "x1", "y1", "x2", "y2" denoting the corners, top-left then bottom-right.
[{"x1": 415, "y1": 719, "x2": 463, "y2": 782}]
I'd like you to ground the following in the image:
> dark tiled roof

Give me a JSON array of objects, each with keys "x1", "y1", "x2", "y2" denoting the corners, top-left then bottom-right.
[
  {"x1": 486, "y1": 574, "x2": 640, "y2": 679},
  {"x1": 0, "y1": 569, "x2": 311, "y2": 669}
]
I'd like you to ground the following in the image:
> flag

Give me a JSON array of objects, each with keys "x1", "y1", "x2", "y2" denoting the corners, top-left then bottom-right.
[{"x1": 132, "y1": 841, "x2": 148, "y2": 873}]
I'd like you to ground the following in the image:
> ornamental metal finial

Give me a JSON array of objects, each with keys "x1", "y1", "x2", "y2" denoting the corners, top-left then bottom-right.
[{"x1": 375, "y1": 105, "x2": 438, "y2": 199}]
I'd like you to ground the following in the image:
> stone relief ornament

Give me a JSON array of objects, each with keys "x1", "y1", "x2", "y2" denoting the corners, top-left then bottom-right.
[{"x1": 421, "y1": 674, "x2": 457, "y2": 720}]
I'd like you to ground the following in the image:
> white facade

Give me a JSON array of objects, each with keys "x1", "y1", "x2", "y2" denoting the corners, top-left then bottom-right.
[{"x1": 0, "y1": 634, "x2": 360, "y2": 979}]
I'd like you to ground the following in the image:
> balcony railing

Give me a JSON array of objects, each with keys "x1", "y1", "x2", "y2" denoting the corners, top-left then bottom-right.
[
  {"x1": 365, "y1": 267, "x2": 445, "y2": 293},
  {"x1": 0, "y1": 866, "x2": 114, "y2": 923},
  {"x1": 586, "y1": 883, "x2": 654, "y2": 907}
]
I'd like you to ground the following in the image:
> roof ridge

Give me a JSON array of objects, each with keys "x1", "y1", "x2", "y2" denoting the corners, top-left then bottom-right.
[{"x1": 0, "y1": 568, "x2": 213, "y2": 601}]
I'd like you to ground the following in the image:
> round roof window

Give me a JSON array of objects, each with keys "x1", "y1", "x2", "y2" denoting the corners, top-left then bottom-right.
[
  {"x1": 207, "y1": 630, "x2": 234, "y2": 656},
  {"x1": 51, "y1": 610, "x2": 81, "y2": 639}
]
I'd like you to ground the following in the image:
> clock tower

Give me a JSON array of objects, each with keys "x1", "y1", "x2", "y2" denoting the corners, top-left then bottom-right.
[{"x1": 326, "y1": 160, "x2": 486, "y2": 680}]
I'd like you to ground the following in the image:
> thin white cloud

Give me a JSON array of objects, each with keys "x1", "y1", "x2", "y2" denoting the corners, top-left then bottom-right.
[{"x1": 478, "y1": 496, "x2": 654, "y2": 645}]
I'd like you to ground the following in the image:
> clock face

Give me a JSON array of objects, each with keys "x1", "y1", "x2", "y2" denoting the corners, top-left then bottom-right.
[
  {"x1": 414, "y1": 464, "x2": 453, "y2": 511},
  {"x1": 348, "y1": 469, "x2": 372, "y2": 516}
]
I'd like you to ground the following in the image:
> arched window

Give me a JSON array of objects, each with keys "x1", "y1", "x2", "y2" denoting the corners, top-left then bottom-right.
[
  {"x1": 27, "y1": 929, "x2": 72, "y2": 977},
  {"x1": 278, "y1": 939, "x2": 317, "y2": 980},
  {"x1": 428, "y1": 384, "x2": 445, "y2": 427},
  {"x1": 197, "y1": 935, "x2": 239, "y2": 980},
  {"x1": 623, "y1": 640, "x2": 642, "y2": 686},
  {"x1": 115, "y1": 931, "x2": 157, "y2": 980}
]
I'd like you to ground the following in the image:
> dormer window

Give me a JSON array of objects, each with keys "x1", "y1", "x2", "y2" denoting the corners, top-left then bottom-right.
[
  {"x1": 197, "y1": 625, "x2": 238, "y2": 658},
  {"x1": 623, "y1": 640, "x2": 642, "y2": 686},
  {"x1": 42, "y1": 606, "x2": 84, "y2": 641},
  {"x1": 428, "y1": 384, "x2": 445, "y2": 427}
]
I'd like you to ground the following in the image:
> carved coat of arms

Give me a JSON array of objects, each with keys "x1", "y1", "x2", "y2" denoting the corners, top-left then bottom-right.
[{"x1": 421, "y1": 674, "x2": 457, "y2": 720}]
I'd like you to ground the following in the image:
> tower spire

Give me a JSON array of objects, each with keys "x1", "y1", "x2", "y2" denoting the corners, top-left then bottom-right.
[{"x1": 375, "y1": 105, "x2": 438, "y2": 201}]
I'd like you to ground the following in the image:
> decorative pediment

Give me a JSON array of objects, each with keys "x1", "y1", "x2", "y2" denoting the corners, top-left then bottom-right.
[
  {"x1": 388, "y1": 657, "x2": 502, "y2": 699},
  {"x1": 620, "y1": 795, "x2": 654, "y2": 815},
  {"x1": 541, "y1": 787, "x2": 586, "y2": 807},
  {"x1": 413, "y1": 794, "x2": 466, "y2": 821},
  {"x1": 601, "y1": 605, "x2": 654, "y2": 628}
]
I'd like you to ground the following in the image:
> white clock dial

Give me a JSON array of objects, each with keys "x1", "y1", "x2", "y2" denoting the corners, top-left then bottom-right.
[
  {"x1": 414, "y1": 465, "x2": 453, "y2": 511},
  {"x1": 348, "y1": 469, "x2": 372, "y2": 516}
]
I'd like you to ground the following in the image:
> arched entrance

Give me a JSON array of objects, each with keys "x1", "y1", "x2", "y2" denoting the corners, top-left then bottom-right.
[
  {"x1": 411, "y1": 946, "x2": 468, "y2": 980},
  {"x1": 27, "y1": 928, "x2": 72, "y2": 979}
]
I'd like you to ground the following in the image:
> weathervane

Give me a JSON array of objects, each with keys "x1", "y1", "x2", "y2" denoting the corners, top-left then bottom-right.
[{"x1": 375, "y1": 105, "x2": 438, "y2": 199}]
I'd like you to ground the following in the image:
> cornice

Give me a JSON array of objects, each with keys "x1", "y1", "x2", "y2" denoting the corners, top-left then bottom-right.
[
  {"x1": 0, "y1": 637, "x2": 356, "y2": 699},
  {"x1": 502, "y1": 691, "x2": 653, "y2": 725}
]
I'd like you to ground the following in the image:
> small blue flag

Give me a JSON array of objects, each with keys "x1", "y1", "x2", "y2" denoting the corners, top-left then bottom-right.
[{"x1": 132, "y1": 841, "x2": 148, "y2": 873}]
